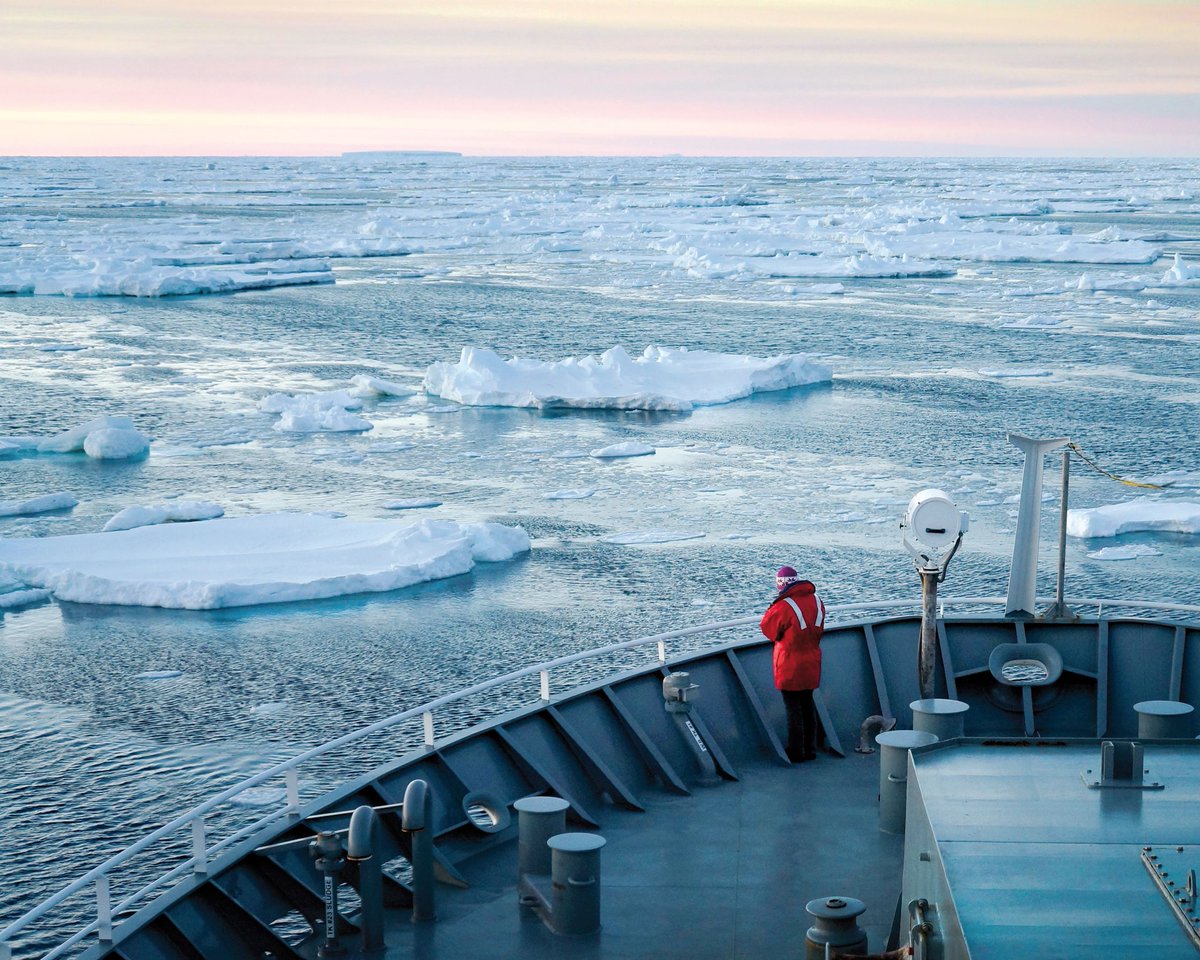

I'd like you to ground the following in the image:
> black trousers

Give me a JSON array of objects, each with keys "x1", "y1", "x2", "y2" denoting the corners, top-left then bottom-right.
[{"x1": 781, "y1": 688, "x2": 817, "y2": 761}]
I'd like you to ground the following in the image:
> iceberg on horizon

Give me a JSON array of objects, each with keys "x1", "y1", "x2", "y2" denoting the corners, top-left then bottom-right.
[
  {"x1": 424, "y1": 346, "x2": 832, "y2": 411},
  {"x1": 0, "y1": 513, "x2": 531, "y2": 609}
]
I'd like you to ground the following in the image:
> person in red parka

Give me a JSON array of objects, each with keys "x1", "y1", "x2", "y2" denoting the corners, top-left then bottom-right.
[{"x1": 759, "y1": 565, "x2": 825, "y2": 763}]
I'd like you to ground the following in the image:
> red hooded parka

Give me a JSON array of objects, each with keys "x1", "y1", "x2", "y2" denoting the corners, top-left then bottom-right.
[{"x1": 760, "y1": 580, "x2": 825, "y2": 691}]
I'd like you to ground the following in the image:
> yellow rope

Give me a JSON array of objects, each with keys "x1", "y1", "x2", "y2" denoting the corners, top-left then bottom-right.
[{"x1": 1068, "y1": 442, "x2": 1169, "y2": 490}]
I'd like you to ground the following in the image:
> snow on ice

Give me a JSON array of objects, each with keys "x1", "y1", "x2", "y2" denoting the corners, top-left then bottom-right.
[
  {"x1": 425, "y1": 346, "x2": 831, "y2": 411},
  {"x1": 1067, "y1": 500, "x2": 1200, "y2": 538},
  {"x1": 0, "y1": 513, "x2": 531, "y2": 609},
  {"x1": 103, "y1": 501, "x2": 224, "y2": 532}
]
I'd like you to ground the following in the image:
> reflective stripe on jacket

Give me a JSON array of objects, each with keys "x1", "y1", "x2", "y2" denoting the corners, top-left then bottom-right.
[{"x1": 759, "y1": 580, "x2": 824, "y2": 691}]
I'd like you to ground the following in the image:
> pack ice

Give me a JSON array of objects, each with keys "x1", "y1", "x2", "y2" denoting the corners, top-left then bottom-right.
[
  {"x1": 1067, "y1": 500, "x2": 1200, "y2": 538},
  {"x1": 424, "y1": 346, "x2": 832, "y2": 411},
  {"x1": 0, "y1": 513, "x2": 531, "y2": 609}
]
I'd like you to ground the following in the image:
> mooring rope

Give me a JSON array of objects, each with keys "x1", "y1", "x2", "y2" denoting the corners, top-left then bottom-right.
[{"x1": 1068, "y1": 441, "x2": 1170, "y2": 490}]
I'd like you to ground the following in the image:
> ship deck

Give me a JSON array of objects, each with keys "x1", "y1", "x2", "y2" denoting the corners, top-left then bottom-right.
[{"x1": 380, "y1": 751, "x2": 901, "y2": 960}]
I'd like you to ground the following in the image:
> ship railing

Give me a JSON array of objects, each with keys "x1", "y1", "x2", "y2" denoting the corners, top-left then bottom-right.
[{"x1": 3, "y1": 594, "x2": 1199, "y2": 960}]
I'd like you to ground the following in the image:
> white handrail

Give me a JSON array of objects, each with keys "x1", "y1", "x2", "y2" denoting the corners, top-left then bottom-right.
[{"x1": 4, "y1": 593, "x2": 1197, "y2": 958}]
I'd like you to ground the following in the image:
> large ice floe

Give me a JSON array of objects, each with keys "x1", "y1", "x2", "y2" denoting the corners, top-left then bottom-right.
[
  {"x1": 1067, "y1": 499, "x2": 1200, "y2": 538},
  {"x1": 424, "y1": 346, "x2": 832, "y2": 411},
  {"x1": 0, "y1": 513, "x2": 531, "y2": 609}
]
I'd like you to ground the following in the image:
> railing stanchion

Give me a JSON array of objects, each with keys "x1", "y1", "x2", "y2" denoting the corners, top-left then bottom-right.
[
  {"x1": 96, "y1": 876, "x2": 112, "y2": 943},
  {"x1": 539, "y1": 670, "x2": 551, "y2": 702},
  {"x1": 286, "y1": 769, "x2": 301, "y2": 819},
  {"x1": 423, "y1": 711, "x2": 436, "y2": 747},
  {"x1": 192, "y1": 820, "x2": 207, "y2": 875},
  {"x1": 658, "y1": 640, "x2": 667, "y2": 664}
]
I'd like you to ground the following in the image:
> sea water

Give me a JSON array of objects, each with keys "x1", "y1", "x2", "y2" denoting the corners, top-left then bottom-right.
[{"x1": 1, "y1": 156, "x2": 1199, "y2": 949}]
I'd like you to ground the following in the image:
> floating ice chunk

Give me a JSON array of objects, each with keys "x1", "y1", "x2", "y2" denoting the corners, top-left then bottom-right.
[
  {"x1": 0, "y1": 513, "x2": 531, "y2": 609},
  {"x1": 229, "y1": 787, "x2": 287, "y2": 807},
  {"x1": 349, "y1": 374, "x2": 417, "y2": 397},
  {"x1": 600, "y1": 530, "x2": 706, "y2": 544},
  {"x1": 83, "y1": 427, "x2": 151, "y2": 460},
  {"x1": 1159, "y1": 254, "x2": 1200, "y2": 287},
  {"x1": 260, "y1": 390, "x2": 373, "y2": 433},
  {"x1": 38, "y1": 416, "x2": 142, "y2": 454},
  {"x1": 0, "y1": 588, "x2": 52, "y2": 609},
  {"x1": 134, "y1": 669, "x2": 183, "y2": 680},
  {"x1": 0, "y1": 492, "x2": 78, "y2": 517},
  {"x1": 249, "y1": 702, "x2": 288, "y2": 716},
  {"x1": 1066, "y1": 273, "x2": 1146, "y2": 293},
  {"x1": 103, "y1": 500, "x2": 224, "y2": 532},
  {"x1": 1067, "y1": 499, "x2": 1200, "y2": 538},
  {"x1": 1002, "y1": 314, "x2": 1065, "y2": 329},
  {"x1": 1086, "y1": 544, "x2": 1163, "y2": 561},
  {"x1": 383, "y1": 499, "x2": 442, "y2": 510},
  {"x1": 544, "y1": 488, "x2": 597, "y2": 500},
  {"x1": 425, "y1": 345, "x2": 832, "y2": 411},
  {"x1": 781, "y1": 282, "x2": 846, "y2": 295},
  {"x1": 978, "y1": 368, "x2": 1053, "y2": 379},
  {"x1": 591, "y1": 442, "x2": 655, "y2": 459}
]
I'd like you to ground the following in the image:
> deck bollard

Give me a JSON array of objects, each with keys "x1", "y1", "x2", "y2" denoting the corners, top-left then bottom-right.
[
  {"x1": 547, "y1": 833, "x2": 606, "y2": 935},
  {"x1": 515, "y1": 796, "x2": 570, "y2": 879},
  {"x1": 346, "y1": 805, "x2": 384, "y2": 951},
  {"x1": 877, "y1": 730, "x2": 938, "y2": 834},
  {"x1": 1134, "y1": 700, "x2": 1195, "y2": 739},
  {"x1": 804, "y1": 896, "x2": 868, "y2": 959},
  {"x1": 402, "y1": 779, "x2": 436, "y2": 922},
  {"x1": 910, "y1": 699, "x2": 969, "y2": 740}
]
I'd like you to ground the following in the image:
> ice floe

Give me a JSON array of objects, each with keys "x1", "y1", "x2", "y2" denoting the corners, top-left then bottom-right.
[
  {"x1": 0, "y1": 513, "x2": 531, "y2": 609},
  {"x1": 102, "y1": 501, "x2": 224, "y2": 533},
  {"x1": 424, "y1": 346, "x2": 832, "y2": 412},
  {"x1": 591, "y1": 442, "x2": 656, "y2": 459},
  {"x1": 1067, "y1": 500, "x2": 1200, "y2": 538},
  {"x1": 383, "y1": 499, "x2": 442, "y2": 510},
  {"x1": 1086, "y1": 544, "x2": 1163, "y2": 561},
  {"x1": 600, "y1": 530, "x2": 706, "y2": 544},
  {"x1": 0, "y1": 492, "x2": 78, "y2": 517},
  {"x1": 978, "y1": 368, "x2": 1053, "y2": 379},
  {"x1": 259, "y1": 390, "x2": 373, "y2": 433},
  {"x1": 0, "y1": 255, "x2": 334, "y2": 298},
  {"x1": 34, "y1": 416, "x2": 151, "y2": 460},
  {"x1": 349, "y1": 374, "x2": 418, "y2": 397},
  {"x1": 1159, "y1": 254, "x2": 1200, "y2": 287},
  {"x1": 134, "y1": 669, "x2": 184, "y2": 680},
  {"x1": 544, "y1": 489, "x2": 597, "y2": 500}
]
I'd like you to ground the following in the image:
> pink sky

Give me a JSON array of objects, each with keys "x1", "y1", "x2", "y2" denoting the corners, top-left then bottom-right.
[{"x1": 3, "y1": 0, "x2": 1198, "y2": 156}]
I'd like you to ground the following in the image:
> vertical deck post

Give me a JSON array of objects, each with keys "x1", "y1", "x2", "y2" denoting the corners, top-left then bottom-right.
[
  {"x1": 918, "y1": 568, "x2": 939, "y2": 700},
  {"x1": 1005, "y1": 433, "x2": 1068, "y2": 618},
  {"x1": 1043, "y1": 449, "x2": 1075, "y2": 621},
  {"x1": 96, "y1": 876, "x2": 112, "y2": 943}
]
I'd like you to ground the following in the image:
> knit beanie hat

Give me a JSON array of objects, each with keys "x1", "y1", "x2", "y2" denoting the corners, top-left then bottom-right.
[{"x1": 776, "y1": 566, "x2": 800, "y2": 593}]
